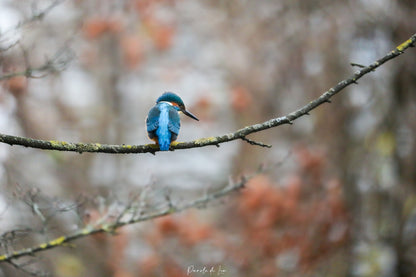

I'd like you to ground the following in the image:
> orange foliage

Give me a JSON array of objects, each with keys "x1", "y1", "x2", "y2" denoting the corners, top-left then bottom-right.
[
  {"x1": 152, "y1": 24, "x2": 175, "y2": 51},
  {"x1": 142, "y1": 17, "x2": 176, "y2": 51},
  {"x1": 113, "y1": 270, "x2": 134, "y2": 277},
  {"x1": 132, "y1": 0, "x2": 156, "y2": 15},
  {"x1": 139, "y1": 257, "x2": 188, "y2": 277},
  {"x1": 294, "y1": 145, "x2": 326, "y2": 185},
  {"x1": 156, "y1": 216, "x2": 181, "y2": 235},
  {"x1": 4, "y1": 76, "x2": 28, "y2": 97},
  {"x1": 231, "y1": 85, "x2": 252, "y2": 112},
  {"x1": 238, "y1": 175, "x2": 302, "y2": 229},
  {"x1": 137, "y1": 147, "x2": 349, "y2": 276},
  {"x1": 108, "y1": 229, "x2": 129, "y2": 275},
  {"x1": 120, "y1": 35, "x2": 144, "y2": 69},
  {"x1": 152, "y1": 213, "x2": 214, "y2": 246},
  {"x1": 189, "y1": 95, "x2": 213, "y2": 121},
  {"x1": 231, "y1": 151, "x2": 349, "y2": 273},
  {"x1": 133, "y1": 0, "x2": 176, "y2": 17},
  {"x1": 178, "y1": 219, "x2": 213, "y2": 246},
  {"x1": 82, "y1": 17, "x2": 123, "y2": 39},
  {"x1": 139, "y1": 213, "x2": 218, "y2": 276},
  {"x1": 162, "y1": 260, "x2": 188, "y2": 277},
  {"x1": 133, "y1": 0, "x2": 176, "y2": 51}
]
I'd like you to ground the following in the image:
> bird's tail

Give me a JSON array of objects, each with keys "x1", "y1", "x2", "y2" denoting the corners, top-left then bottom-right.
[{"x1": 156, "y1": 128, "x2": 171, "y2": 151}]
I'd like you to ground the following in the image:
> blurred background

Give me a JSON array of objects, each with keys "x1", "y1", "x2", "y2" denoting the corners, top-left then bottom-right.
[{"x1": 0, "y1": 0, "x2": 415, "y2": 276}]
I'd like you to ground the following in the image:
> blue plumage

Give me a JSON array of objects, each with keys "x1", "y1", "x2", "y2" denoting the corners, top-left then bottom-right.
[
  {"x1": 153, "y1": 102, "x2": 178, "y2": 151},
  {"x1": 146, "y1": 92, "x2": 198, "y2": 151}
]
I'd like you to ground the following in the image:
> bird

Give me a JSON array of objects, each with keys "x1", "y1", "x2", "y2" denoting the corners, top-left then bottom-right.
[{"x1": 146, "y1": 92, "x2": 199, "y2": 151}]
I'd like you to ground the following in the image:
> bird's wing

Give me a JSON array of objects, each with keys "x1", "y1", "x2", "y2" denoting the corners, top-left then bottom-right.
[
  {"x1": 146, "y1": 106, "x2": 160, "y2": 132},
  {"x1": 168, "y1": 108, "x2": 180, "y2": 135}
]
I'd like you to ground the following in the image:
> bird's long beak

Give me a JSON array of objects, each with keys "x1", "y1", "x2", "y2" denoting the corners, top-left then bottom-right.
[{"x1": 183, "y1": 109, "x2": 199, "y2": 121}]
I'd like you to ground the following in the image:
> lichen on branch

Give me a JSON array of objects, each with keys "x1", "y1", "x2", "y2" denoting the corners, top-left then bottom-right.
[{"x1": 0, "y1": 33, "x2": 414, "y2": 154}]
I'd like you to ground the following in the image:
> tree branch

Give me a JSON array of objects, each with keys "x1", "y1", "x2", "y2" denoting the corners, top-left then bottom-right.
[
  {"x1": 0, "y1": 177, "x2": 247, "y2": 262},
  {"x1": 0, "y1": 0, "x2": 66, "y2": 40},
  {"x1": 0, "y1": 33, "x2": 414, "y2": 154},
  {"x1": 0, "y1": 45, "x2": 73, "y2": 81},
  {"x1": 0, "y1": 0, "x2": 71, "y2": 82}
]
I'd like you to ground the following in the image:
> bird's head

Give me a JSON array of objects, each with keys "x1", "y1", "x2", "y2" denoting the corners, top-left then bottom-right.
[{"x1": 156, "y1": 92, "x2": 199, "y2": 121}]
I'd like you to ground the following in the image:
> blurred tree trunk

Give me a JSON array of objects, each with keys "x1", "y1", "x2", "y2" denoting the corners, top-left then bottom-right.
[{"x1": 391, "y1": 4, "x2": 416, "y2": 275}]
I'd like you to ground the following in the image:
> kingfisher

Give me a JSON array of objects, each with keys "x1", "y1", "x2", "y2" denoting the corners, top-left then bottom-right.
[{"x1": 146, "y1": 92, "x2": 199, "y2": 151}]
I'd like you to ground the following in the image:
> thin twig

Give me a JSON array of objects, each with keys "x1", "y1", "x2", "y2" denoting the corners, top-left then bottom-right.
[
  {"x1": 350, "y1": 62, "x2": 366, "y2": 68},
  {"x1": 0, "y1": 0, "x2": 66, "y2": 39},
  {"x1": 0, "y1": 45, "x2": 73, "y2": 81},
  {"x1": 241, "y1": 136, "x2": 272, "y2": 148},
  {"x1": 0, "y1": 177, "x2": 247, "y2": 262},
  {"x1": 8, "y1": 259, "x2": 47, "y2": 277}
]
